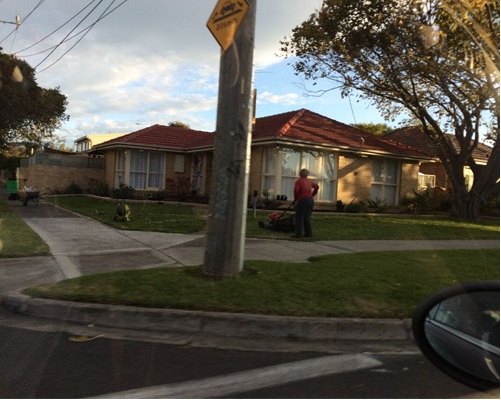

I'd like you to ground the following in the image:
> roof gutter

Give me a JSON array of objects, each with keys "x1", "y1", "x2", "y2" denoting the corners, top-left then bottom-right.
[{"x1": 251, "y1": 137, "x2": 433, "y2": 162}]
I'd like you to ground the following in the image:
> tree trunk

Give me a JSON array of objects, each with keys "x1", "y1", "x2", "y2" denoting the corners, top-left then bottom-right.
[{"x1": 451, "y1": 189, "x2": 483, "y2": 220}]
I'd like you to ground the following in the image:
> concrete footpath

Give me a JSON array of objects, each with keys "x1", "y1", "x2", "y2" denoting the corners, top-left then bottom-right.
[{"x1": 1, "y1": 196, "x2": 499, "y2": 345}]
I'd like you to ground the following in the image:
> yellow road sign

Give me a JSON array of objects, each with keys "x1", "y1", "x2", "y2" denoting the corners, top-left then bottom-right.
[{"x1": 207, "y1": 0, "x2": 249, "y2": 52}]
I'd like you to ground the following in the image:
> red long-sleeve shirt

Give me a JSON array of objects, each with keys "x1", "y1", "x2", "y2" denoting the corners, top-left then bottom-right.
[{"x1": 294, "y1": 178, "x2": 319, "y2": 201}]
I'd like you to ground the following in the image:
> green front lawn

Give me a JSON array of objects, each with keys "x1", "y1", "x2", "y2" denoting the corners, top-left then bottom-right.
[
  {"x1": 45, "y1": 195, "x2": 500, "y2": 240},
  {"x1": 24, "y1": 249, "x2": 499, "y2": 318},
  {"x1": 45, "y1": 196, "x2": 206, "y2": 234},
  {"x1": 0, "y1": 199, "x2": 49, "y2": 257}
]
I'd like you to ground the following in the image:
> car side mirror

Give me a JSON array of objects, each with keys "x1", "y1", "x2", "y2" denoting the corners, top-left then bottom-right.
[{"x1": 412, "y1": 282, "x2": 499, "y2": 391}]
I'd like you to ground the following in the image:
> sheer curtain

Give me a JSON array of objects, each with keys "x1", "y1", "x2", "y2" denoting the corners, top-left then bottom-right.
[
  {"x1": 130, "y1": 151, "x2": 147, "y2": 189},
  {"x1": 281, "y1": 150, "x2": 300, "y2": 199},
  {"x1": 116, "y1": 150, "x2": 126, "y2": 185},
  {"x1": 263, "y1": 149, "x2": 277, "y2": 198},
  {"x1": 371, "y1": 159, "x2": 398, "y2": 203},
  {"x1": 148, "y1": 153, "x2": 164, "y2": 188},
  {"x1": 318, "y1": 153, "x2": 336, "y2": 201}
]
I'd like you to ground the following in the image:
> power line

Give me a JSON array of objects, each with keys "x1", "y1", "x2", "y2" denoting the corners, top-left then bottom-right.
[
  {"x1": 14, "y1": 0, "x2": 99, "y2": 55},
  {"x1": 0, "y1": 0, "x2": 46, "y2": 44},
  {"x1": 36, "y1": 0, "x2": 129, "y2": 73},
  {"x1": 34, "y1": 0, "x2": 106, "y2": 70}
]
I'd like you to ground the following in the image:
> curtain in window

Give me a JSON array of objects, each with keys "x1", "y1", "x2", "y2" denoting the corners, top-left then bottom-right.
[
  {"x1": 148, "y1": 153, "x2": 164, "y2": 188},
  {"x1": 371, "y1": 159, "x2": 398, "y2": 203},
  {"x1": 281, "y1": 150, "x2": 300, "y2": 177},
  {"x1": 281, "y1": 150, "x2": 301, "y2": 199},
  {"x1": 116, "y1": 150, "x2": 126, "y2": 185},
  {"x1": 130, "y1": 151, "x2": 147, "y2": 189},
  {"x1": 265, "y1": 149, "x2": 276, "y2": 174},
  {"x1": 302, "y1": 151, "x2": 318, "y2": 175},
  {"x1": 317, "y1": 153, "x2": 336, "y2": 201}
]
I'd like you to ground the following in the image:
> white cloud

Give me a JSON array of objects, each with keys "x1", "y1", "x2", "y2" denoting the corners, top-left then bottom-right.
[
  {"x1": 1, "y1": 0, "x2": 387, "y2": 145},
  {"x1": 258, "y1": 90, "x2": 299, "y2": 105}
]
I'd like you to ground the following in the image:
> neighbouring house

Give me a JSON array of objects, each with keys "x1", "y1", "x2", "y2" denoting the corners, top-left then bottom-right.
[
  {"x1": 91, "y1": 109, "x2": 432, "y2": 206},
  {"x1": 384, "y1": 126, "x2": 494, "y2": 191},
  {"x1": 74, "y1": 133, "x2": 126, "y2": 153}
]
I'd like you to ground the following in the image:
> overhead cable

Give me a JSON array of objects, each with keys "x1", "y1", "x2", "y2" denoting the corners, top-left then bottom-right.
[
  {"x1": 37, "y1": 0, "x2": 129, "y2": 73},
  {"x1": 0, "y1": 0, "x2": 46, "y2": 44},
  {"x1": 14, "y1": 0, "x2": 99, "y2": 55},
  {"x1": 34, "y1": 0, "x2": 106, "y2": 69}
]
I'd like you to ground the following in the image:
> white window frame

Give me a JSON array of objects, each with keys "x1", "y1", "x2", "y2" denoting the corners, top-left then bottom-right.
[
  {"x1": 371, "y1": 158, "x2": 400, "y2": 204},
  {"x1": 262, "y1": 147, "x2": 337, "y2": 202},
  {"x1": 115, "y1": 149, "x2": 165, "y2": 190}
]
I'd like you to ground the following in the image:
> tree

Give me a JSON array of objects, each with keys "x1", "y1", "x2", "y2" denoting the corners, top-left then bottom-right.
[
  {"x1": 352, "y1": 123, "x2": 393, "y2": 136},
  {"x1": 0, "y1": 50, "x2": 69, "y2": 149},
  {"x1": 168, "y1": 121, "x2": 191, "y2": 129},
  {"x1": 281, "y1": 0, "x2": 499, "y2": 220}
]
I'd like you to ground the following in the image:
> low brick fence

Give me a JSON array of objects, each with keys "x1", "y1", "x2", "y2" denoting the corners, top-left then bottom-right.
[{"x1": 18, "y1": 153, "x2": 105, "y2": 194}]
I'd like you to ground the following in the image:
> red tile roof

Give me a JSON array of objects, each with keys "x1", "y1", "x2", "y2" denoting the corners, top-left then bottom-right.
[
  {"x1": 385, "y1": 126, "x2": 492, "y2": 163},
  {"x1": 93, "y1": 109, "x2": 430, "y2": 160},
  {"x1": 253, "y1": 109, "x2": 429, "y2": 159},
  {"x1": 96, "y1": 124, "x2": 214, "y2": 150}
]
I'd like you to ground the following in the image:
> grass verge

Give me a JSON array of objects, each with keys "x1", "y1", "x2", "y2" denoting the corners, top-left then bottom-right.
[
  {"x1": 24, "y1": 249, "x2": 499, "y2": 318},
  {"x1": 0, "y1": 199, "x2": 49, "y2": 257}
]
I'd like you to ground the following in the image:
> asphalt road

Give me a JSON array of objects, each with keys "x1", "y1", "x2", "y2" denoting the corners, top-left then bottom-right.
[{"x1": 0, "y1": 323, "x2": 489, "y2": 399}]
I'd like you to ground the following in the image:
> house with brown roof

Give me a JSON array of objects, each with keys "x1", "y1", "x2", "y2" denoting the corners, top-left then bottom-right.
[
  {"x1": 92, "y1": 109, "x2": 431, "y2": 205},
  {"x1": 384, "y1": 126, "x2": 493, "y2": 191}
]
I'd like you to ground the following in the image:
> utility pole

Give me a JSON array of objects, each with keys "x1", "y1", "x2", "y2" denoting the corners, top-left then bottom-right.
[
  {"x1": 204, "y1": 0, "x2": 256, "y2": 279},
  {"x1": 0, "y1": 14, "x2": 21, "y2": 28}
]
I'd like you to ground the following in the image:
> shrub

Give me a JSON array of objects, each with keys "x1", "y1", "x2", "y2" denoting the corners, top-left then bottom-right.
[
  {"x1": 335, "y1": 200, "x2": 345, "y2": 212},
  {"x1": 112, "y1": 183, "x2": 135, "y2": 199},
  {"x1": 366, "y1": 198, "x2": 389, "y2": 213},
  {"x1": 147, "y1": 190, "x2": 166, "y2": 201},
  {"x1": 344, "y1": 200, "x2": 367, "y2": 213},
  {"x1": 401, "y1": 187, "x2": 452, "y2": 214},
  {"x1": 481, "y1": 189, "x2": 500, "y2": 217},
  {"x1": 65, "y1": 182, "x2": 83, "y2": 194},
  {"x1": 88, "y1": 179, "x2": 110, "y2": 197}
]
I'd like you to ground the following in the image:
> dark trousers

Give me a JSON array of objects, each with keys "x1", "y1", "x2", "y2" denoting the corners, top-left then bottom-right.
[{"x1": 294, "y1": 197, "x2": 314, "y2": 237}]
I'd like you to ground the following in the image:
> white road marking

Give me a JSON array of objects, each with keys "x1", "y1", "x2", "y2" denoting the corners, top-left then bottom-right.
[{"x1": 96, "y1": 353, "x2": 382, "y2": 399}]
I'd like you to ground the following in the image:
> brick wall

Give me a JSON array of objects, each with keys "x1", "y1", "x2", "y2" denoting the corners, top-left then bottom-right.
[
  {"x1": 400, "y1": 162, "x2": 420, "y2": 198},
  {"x1": 18, "y1": 165, "x2": 105, "y2": 194},
  {"x1": 336, "y1": 155, "x2": 372, "y2": 202},
  {"x1": 337, "y1": 155, "x2": 420, "y2": 204},
  {"x1": 249, "y1": 147, "x2": 264, "y2": 197}
]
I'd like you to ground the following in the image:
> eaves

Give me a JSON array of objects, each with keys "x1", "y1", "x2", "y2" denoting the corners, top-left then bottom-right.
[{"x1": 251, "y1": 137, "x2": 433, "y2": 162}]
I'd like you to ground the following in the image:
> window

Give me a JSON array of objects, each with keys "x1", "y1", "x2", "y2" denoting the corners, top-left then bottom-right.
[
  {"x1": 116, "y1": 150, "x2": 126, "y2": 185},
  {"x1": 263, "y1": 148, "x2": 337, "y2": 201},
  {"x1": 371, "y1": 159, "x2": 399, "y2": 204},
  {"x1": 280, "y1": 150, "x2": 301, "y2": 197},
  {"x1": 418, "y1": 172, "x2": 436, "y2": 190},
  {"x1": 148, "y1": 153, "x2": 165, "y2": 188},
  {"x1": 174, "y1": 155, "x2": 185, "y2": 173},
  {"x1": 118, "y1": 150, "x2": 165, "y2": 190},
  {"x1": 317, "y1": 153, "x2": 336, "y2": 202},
  {"x1": 262, "y1": 149, "x2": 277, "y2": 198}
]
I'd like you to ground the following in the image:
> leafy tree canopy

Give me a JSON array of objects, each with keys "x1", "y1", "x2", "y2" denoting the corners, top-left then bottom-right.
[
  {"x1": 281, "y1": 0, "x2": 499, "y2": 219},
  {"x1": 168, "y1": 121, "x2": 191, "y2": 129},
  {"x1": 353, "y1": 123, "x2": 394, "y2": 136},
  {"x1": 0, "y1": 50, "x2": 69, "y2": 149}
]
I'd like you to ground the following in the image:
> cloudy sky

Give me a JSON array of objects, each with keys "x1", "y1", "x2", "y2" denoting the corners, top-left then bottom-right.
[{"x1": 1, "y1": 0, "x2": 390, "y2": 148}]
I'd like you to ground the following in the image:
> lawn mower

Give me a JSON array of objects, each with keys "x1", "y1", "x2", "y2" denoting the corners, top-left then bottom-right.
[{"x1": 258, "y1": 201, "x2": 295, "y2": 232}]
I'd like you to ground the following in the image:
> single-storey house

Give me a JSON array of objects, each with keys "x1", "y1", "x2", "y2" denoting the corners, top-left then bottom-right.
[
  {"x1": 384, "y1": 126, "x2": 493, "y2": 191},
  {"x1": 91, "y1": 109, "x2": 432, "y2": 205}
]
